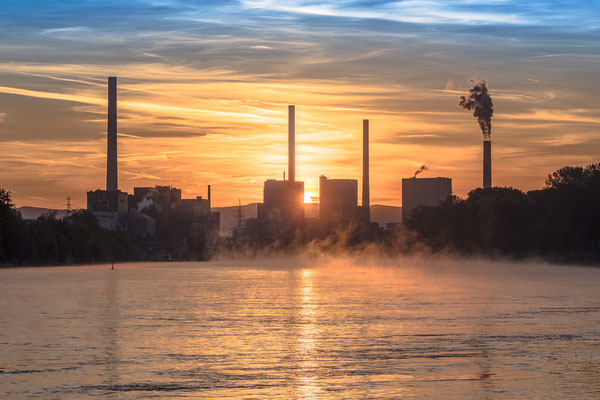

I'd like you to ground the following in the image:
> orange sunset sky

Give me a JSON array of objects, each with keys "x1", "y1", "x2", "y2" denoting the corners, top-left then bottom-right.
[{"x1": 1, "y1": 1, "x2": 599, "y2": 208}]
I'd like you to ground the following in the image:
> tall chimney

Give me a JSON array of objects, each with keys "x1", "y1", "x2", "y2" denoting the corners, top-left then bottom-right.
[
  {"x1": 483, "y1": 140, "x2": 491, "y2": 188},
  {"x1": 207, "y1": 184, "x2": 211, "y2": 210},
  {"x1": 362, "y1": 119, "x2": 370, "y2": 223},
  {"x1": 288, "y1": 105, "x2": 295, "y2": 182},
  {"x1": 107, "y1": 77, "x2": 118, "y2": 191}
]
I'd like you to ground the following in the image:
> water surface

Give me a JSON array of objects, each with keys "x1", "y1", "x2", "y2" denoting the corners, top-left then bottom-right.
[{"x1": 1, "y1": 257, "x2": 599, "y2": 399}]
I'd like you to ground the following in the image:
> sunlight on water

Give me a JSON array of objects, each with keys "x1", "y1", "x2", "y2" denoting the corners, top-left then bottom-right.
[
  {"x1": 0, "y1": 257, "x2": 599, "y2": 399},
  {"x1": 297, "y1": 269, "x2": 319, "y2": 399}
]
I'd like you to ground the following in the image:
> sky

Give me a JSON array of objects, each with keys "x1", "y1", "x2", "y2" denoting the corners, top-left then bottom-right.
[{"x1": 0, "y1": 0, "x2": 599, "y2": 208}]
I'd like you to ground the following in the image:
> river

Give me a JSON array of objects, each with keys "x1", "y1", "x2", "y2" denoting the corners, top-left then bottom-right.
[{"x1": 1, "y1": 257, "x2": 599, "y2": 399}]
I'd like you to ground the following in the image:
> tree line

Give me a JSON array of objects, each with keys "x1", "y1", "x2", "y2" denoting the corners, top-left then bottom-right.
[
  {"x1": 0, "y1": 189, "x2": 138, "y2": 266},
  {"x1": 2, "y1": 162, "x2": 599, "y2": 266},
  {"x1": 405, "y1": 163, "x2": 600, "y2": 264}
]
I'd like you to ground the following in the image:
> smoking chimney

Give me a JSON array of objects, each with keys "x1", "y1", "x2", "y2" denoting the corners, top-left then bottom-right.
[
  {"x1": 288, "y1": 105, "x2": 295, "y2": 182},
  {"x1": 362, "y1": 119, "x2": 370, "y2": 223},
  {"x1": 106, "y1": 77, "x2": 118, "y2": 191},
  {"x1": 207, "y1": 184, "x2": 211, "y2": 210},
  {"x1": 483, "y1": 140, "x2": 491, "y2": 188}
]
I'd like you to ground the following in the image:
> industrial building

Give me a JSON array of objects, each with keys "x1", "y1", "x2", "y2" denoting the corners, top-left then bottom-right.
[
  {"x1": 87, "y1": 189, "x2": 128, "y2": 230},
  {"x1": 319, "y1": 176, "x2": 358, "y2": 222},
  {"x1": 85, "y1": 77, "x2": 220, "y2": 258},
  {"x1": 257, "y1": 105, "x2": 305, "y2": 228},
  {"x1": 130, "y1": 185, "x2": 219, "y2": 244},
  {"x1": 258, "y1": 179, "x2": 304, "y2": 223},
  {"x1": 402, "y1": 177, "x2": 452, "y2": 222},
  {"x1": 87, "y1": 77, "x2": 129, "y2": 230}
]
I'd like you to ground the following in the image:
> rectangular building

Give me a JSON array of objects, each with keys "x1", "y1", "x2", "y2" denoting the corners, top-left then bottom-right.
[
  {"x1": 402, "y1": 177, "x2": 452, "y2": 221},
  {"x1": 258, "y1": 179, "x2": 304, "y2": 225},
  {"x1": 319, "y1": 176, "x2": 358, "y2": 223},
  {"x1": 87, "y1": 189, "x2": 128, "y2": 230}
]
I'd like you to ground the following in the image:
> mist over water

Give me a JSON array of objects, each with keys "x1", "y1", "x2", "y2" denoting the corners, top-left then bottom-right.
[{"x1": 1, "y1": 256, "x2": 599, "y2": 399}]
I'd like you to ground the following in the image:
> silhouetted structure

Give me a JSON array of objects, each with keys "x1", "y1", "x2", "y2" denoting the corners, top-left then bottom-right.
[
  {"x1": 484, "y1": 140, "x2": 492, "y2": 188},
  {"x1": 257, "y1": 105, "x2": 304, "y2": 229},
  {"x1": 131, "y1": 185, "x2": 220, "y2": 258},
  {"x1": 107, "y1": 77, "x2": 118, "y2": 191},
  {"x1": 361, "y1": 119, "x2": 370, "y2": 223},
  {"x1": 87, "y1": 189, "x2": 128, "y2": 230},
  {"x1": 402, "y1": 177, "x2": 452, "y2": 221},
  {"x1": 319, "y1": 176, "x2": 358, "y2": 222},
  {"x1": 258, "y1": 180, "x2": 304, "y2": 224},
  {"x1": 288, "y1": 105, "x2": 295, "y2": 182},
  {"x1": 127, "y1": 211, "x2": 156, "y2": 238},
  {"x1": 87, "y1": 77, "x2": 129, "y2": 230}
]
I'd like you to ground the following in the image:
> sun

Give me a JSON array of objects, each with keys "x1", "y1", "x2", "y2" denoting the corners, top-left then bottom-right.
[{"x1": 304, "y1": 191, "x2": 313, "y2": 203}]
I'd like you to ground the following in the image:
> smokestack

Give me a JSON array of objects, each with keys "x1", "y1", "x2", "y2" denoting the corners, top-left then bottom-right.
[
  {"x1": 207, "y1": 185, "x2": 211, "y2": 210},
  {"x1": 483, "y1": 140, "x2": 491, "y2": 188},
  {"x1": 288, "y1": 105, "x2": 295, "y2": 182},
  {"x1": 106, "y1": 77, "x2": 118, "y2": 191},
  {"x1": 362, "y1": 119, "x2": 370, "y2": 223}
]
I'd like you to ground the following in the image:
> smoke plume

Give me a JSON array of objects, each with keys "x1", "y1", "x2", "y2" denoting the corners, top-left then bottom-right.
[
  {"x1": 137, "y1": 197, "x2": 153, "y2": 213},
  {"x1": 458, "y1": 78, "x2": 493, "y2": 138},
  {"x1": 414, "y1": 165, "x2": 428, "y2": 178}
]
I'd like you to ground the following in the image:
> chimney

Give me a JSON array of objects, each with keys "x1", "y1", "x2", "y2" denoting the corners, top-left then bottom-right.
[
  {"x1": 288, "y1": 105, "x2": 295, "y2": 182},
  {"x1": 106, "y1": 77, "x2": 118, "y2": 191},
  {"x1": 207, "y1": 185, "x2": 211, "y2": 210},
  {"x1": 362, "y1": 119, "x2": 370, "y2": 223},
  {"x1": 483, "y1": 140, "x2": 491, "y2": 188}
]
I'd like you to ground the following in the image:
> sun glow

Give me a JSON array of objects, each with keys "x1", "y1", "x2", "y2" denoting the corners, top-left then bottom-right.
[{"x1": 304, "y1": 191, "x2": 313, "y2": 203}]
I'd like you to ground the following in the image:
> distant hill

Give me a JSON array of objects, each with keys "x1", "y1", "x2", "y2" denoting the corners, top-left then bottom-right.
[{"x1": 17, "y1": 206, "x2": 69, "y2": 220}]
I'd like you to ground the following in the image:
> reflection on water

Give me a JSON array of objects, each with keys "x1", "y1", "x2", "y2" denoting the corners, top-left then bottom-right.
[
  {"x1": 296, "y1": 269, "x2": 319, "y2": 399},
  {"x1": 0, "y1": 258, "x2": 599, "y2": 399},
  {"x1": 101, "y1": 270, "x2": 120, "y2": 389}
]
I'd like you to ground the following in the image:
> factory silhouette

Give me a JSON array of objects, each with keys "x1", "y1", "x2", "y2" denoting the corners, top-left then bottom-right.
[{"x1": 87, "y1": 77, "x2": 488, "y2": 259}]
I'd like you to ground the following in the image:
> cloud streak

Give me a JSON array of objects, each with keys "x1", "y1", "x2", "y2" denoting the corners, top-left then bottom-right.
[{"x1": 0, "y1": 1, "x2": 599, "y2": 208}]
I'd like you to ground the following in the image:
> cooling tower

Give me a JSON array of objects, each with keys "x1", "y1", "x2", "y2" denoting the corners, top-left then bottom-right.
[{"x1": 107, "y1": 77, "x2": 118, "y2": 191}]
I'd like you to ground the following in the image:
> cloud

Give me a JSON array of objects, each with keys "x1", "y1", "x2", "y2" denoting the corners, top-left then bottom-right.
[
  {"x1": 240, "y1": 0, "x2": 530, "y2": 25},
  {"x1": 0, "y1": 1, "x2": 599, "y2": 208}
]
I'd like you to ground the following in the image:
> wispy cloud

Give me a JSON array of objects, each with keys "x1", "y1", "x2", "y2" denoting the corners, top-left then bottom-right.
[
  {"x1": 242, "y1": 0, "x2": 530, "y2": 25},
  {"x1": 0, "y1": 0, "x2": 599, "y2": 207}
]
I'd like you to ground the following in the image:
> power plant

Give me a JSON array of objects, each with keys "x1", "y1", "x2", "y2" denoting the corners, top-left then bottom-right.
[
  {"x1": 87, "y1": 77, "x2": 128, "y2": 230},
  {"x1": 81, "y1": 75, "x2": 492, "y2": 253},
  {"x1": 257, "y1": 105, "x2": 304, "y2": 227},
  {"x1": 87, "y1": 77, "x2": 219, "y2": 259}
]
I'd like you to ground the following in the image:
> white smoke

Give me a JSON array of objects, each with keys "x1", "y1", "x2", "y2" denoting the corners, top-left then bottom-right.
[{"x1": 137, "y1": 197, "x2": 153, "y2": 213}]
